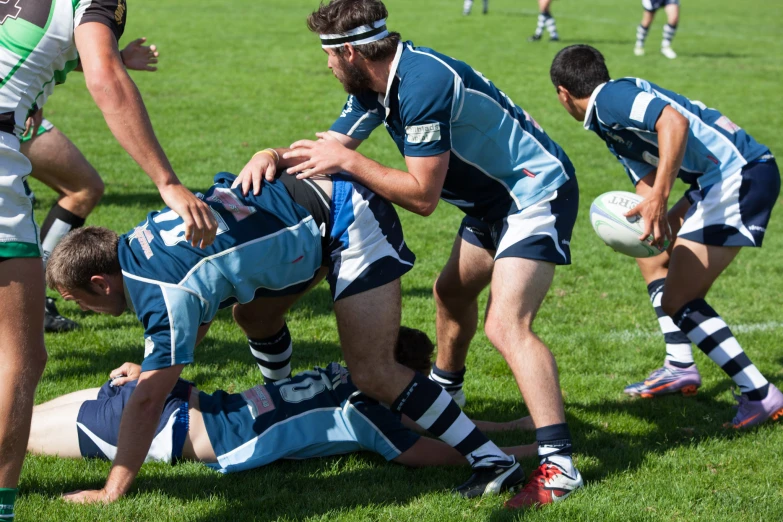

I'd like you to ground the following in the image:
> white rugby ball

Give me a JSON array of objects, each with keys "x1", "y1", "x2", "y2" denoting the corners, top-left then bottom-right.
[{"x1": 590, "y1": 191, "x2": 667, "y2": 258}]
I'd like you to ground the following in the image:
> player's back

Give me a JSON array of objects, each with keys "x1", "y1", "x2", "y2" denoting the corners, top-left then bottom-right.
[{"x1": 199, "y1": 363, "x2": 418, "y2": 473}]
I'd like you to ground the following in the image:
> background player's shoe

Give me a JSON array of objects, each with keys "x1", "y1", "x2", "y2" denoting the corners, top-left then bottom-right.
[
  {"x1": 505, "y1": 461, "x2": 583, "y2": 509},
  {"x1": 549, "y1": 35, "x2": 560, "y2": 42},
  {"x1": 453, "y1": 457, "x2": 525, "y2": 498},
  {"x1": 623, "y1": 361, "x2": 701, "y2": 398},
  {"x1": 634, "y1": 45, "x2": 645, "y2": 56},
  {"x1": 728, "y1": 384, "x2": 783, "y2": 429},
  {"x1": 661, "y1": 45, "x2": 677, "y2": 59},
  {"x1": 528, "y1": 34, "x2": 542, "y2": 42},
  {"x1": 45, "y1": 297, "x2": 79, "y2": 333}
]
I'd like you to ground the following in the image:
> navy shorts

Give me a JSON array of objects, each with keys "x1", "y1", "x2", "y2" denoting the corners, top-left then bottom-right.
[
  {"x1": 642, "y1": 0, "x2": 679, "y2": 11},
  {"x1": 76, "y1": 379, "x2": 191, "y2": 463},
  {"x1": 679, "y1": 159, "x2": 779, "y2": 247},
  {"x1": 459, "y1": 177, "x2": 579, "y2": 264}
]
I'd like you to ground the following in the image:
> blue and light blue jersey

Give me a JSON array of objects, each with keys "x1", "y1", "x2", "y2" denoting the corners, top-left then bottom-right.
[
  {"x1": 330, "y1": 41, "x2": 575, "y2": 222},
  {"x1": 119, "y1": 173, "x2": 323, "y2": 372},
  {"x1": 199, "y1": 362, "x2": 420, "y2": 473},
  {"x1": 584, "y1": 78, "x2": 771, "y2": 188}
]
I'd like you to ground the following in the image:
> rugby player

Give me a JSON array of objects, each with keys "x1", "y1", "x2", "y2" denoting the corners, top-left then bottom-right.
[
  {"x1": 234, "y1": 0, "x2": 584, "y2": 507},
  {"x1": 528, "y1": 0, "x2": 560, "y2": 42},
  {"x1": 462, "y1": 0, "x2": 489, "y2": 16},
  {"x1": 0, "y1": 2, "x2": 215, "y2": 518},
  {"x1": 47, "y1": 172, "x2": 521, "y2": 503},
  {"x1": 550, "y1": 44, "x2": 783, "y2": 428},
  {"x1": 27, "y1": 328, "x2": 537, "y2": 474},
  {"x1": 634, "y1": 0, "x2": 680, "y2": 59},
  {"x1": 21, "y1": 36, "x2": 161, "y2": 333}
]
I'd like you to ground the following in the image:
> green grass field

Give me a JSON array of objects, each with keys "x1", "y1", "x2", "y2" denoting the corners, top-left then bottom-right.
[{"x1": 19, "y1": 0, "x2": 783, "y2": 519}]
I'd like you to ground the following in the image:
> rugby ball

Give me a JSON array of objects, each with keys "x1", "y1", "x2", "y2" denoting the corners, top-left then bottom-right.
[{"x1": 590, "y1": 191, "x2": 667, "y2": 258}]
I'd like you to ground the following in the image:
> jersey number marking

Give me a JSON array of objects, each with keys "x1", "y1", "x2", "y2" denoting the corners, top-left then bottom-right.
[
  {"x1": 279, "y1": 371, "x2": 334, "y2": 403},
  {"x1": 0, "y1": 0, "x2": 22, "y2": 25}
]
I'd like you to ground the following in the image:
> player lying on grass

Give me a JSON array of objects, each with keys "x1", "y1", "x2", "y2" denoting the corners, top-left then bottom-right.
[
  {"x1": 28, "y1": 327, "x2": 536, "y2": 473},
  {"x1": 550, "y1": 45, "x2": 783, "y2": 429},
  {"x1": 21, "y1": 36, "x2": 161, "y2": 333},
  {"x1": 46, "y1": 172, "x2": 519, "y2": 503}
]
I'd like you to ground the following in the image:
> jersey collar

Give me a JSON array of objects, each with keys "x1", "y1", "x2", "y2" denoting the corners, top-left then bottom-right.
[
  {"x1": 382, "y1": 41, "x2": 404, "y2": 110},
  {"x1": 583, "y1": 82, "x2": 607, "y2": 130},
  {"x1": 122, "y1": 275, "x2": 136, "y2": 315}
]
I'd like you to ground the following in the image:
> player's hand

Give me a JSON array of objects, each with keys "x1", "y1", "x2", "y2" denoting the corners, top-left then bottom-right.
[
  {"x1": 158, "y1": 183, "x2": 218, "y2": 248},
  {"x1": 109, "y1": 362, "x2": 142, "y2": 386},
  {"x1": 625, "y1": 191, "x2": 671, "y2": 251},
  {"x1": 22, "y1": 108, "x2": 43, "y2": 140},
  {"x1": 120, "y1": 37, "x2": 159, "y2": 72},
  {"x1": 62, "y1": 488, "x2": 115, "y2": 504},
  {"x1": 232, "y1": 151, "x2": 278, "y2": 196},
  {"x1": 511, "y1": 416, "x2": 536, "y2": 431},
  {"x1": 284, "y1": 135, "x2": 352, "y2": 179}
]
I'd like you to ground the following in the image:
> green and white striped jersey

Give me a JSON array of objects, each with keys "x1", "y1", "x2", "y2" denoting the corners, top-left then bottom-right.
[{"x1": 0, "y1": 0, "x2": 126, "y2": 138}]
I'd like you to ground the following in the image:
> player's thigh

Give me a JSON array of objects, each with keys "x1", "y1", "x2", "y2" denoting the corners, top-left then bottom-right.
[
  {"x1": 434, "y1": 232, "x2": 494, "y2": 304},
  {"x1": 27, "y1": 399, "x2": 87, "y2": 457},
  {"x1": 662, "y1": 238, "x2": 740, "y2": 314},
  {"x1": 34, "y1": 388, "x2": 101, "y2": 413},
  {"x1": 487, "y1": 257, "x2": 555, "y2": 330},
  {"x1": 22, "y1": 126, "x2": 102, "y2": 197}
]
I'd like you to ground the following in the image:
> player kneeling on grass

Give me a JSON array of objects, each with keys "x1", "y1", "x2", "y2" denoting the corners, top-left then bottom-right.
[
  {"x1": 550, "y1": 45, "x2": 783, "y2": 429},
  {"x1": 28, "y1": 327, "x2": 536, "y2": 474},
  {"x1": 46, "y1": 172, "x2": 521, "y2": 503}
]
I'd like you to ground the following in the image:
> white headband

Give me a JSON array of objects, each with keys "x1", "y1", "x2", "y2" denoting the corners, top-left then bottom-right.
[{"x1": 319, "y1": 18, "x2": 389, "y2": 48}]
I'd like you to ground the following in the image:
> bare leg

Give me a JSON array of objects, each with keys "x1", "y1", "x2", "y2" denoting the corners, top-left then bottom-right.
[
  {"x1": 0, "y1": 258, "x2": 47, "y2": 489},
  {"x1": 28, "y1": 395, "x2": 92, "y2": 457},
  {"x1": 33, "y1": 388, "x2": 100, "y2": 413}
]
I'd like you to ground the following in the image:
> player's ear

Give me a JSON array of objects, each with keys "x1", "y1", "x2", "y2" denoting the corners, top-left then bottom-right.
[
  {"x1": 343, "y1": 43, "x2": 357, "y2": 63},
  {"x1": 90, "y1": 275, "x2": 111, "y2": 295}
]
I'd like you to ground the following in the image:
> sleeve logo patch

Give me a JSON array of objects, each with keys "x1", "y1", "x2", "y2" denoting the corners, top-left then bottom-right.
[
  {"x1": 405, "y1": 123, "x2": 441, "y2": 144},
  {"x1": 630, "y1": 92, "x2": 656, "y2": 123},
  {"x1": 144, "y1": 337, "x2": 155, "y2": 358}
]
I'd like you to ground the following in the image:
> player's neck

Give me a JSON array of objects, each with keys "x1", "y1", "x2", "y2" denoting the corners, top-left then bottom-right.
[{"x1": 368, "y1": 55, "x2": 395, "y2": 95}]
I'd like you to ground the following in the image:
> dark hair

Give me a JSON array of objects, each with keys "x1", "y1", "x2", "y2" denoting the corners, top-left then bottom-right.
[
  {"x1": 46, "y1": 226, "x2": 121, "y2": 291},
  {"x1": 307, "y1": 0, "x2": 401, "y2": 61},
  {"x1": 550, "y1": 44, "x2": 611, "y2": 99},
  {"x1": 395, "y1": 326, "x2": 434, "y2": 375}
]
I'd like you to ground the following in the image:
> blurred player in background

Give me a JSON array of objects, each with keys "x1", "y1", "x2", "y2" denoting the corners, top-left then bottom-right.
[
  {"x1": 0, "y1": 1, "x2": 215, "y2": 519},
  {"x1": 634, "y1": 0, "x2": 680, "y2": 59},
  {"x1": 551, "y1": 45, "x2": 783, "y2": 429},
  {"x1": 27, "y1": 328, "x2": 537, "y2": 474},
  {"x1": 237, "y1": 0, "x2": 585, "y2": 508},
  {"x1": 22, "y1": 37, "x2": 161, "y2": 333},
  {"x1": 462, "y1": 0, "x2": 488, "y2": 16},
  {"x1": 528, "y1": 0, "x2": 559, "y2": 42}
]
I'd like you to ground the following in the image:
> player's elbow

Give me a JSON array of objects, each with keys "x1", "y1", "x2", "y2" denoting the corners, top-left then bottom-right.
[
  {"x1": 84, "y1": 69, "x2": 129, "y2": 113},
  {"x1": 412, "y1": 196, "x2": 439, "y2": 217}
]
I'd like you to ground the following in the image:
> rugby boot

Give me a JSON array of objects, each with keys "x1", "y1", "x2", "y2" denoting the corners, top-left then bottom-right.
[
  {"x1": 44, "y1": 297, "x2": 78, "y2": 333},
  {"x1": 505, "y1": 460, "x2": 583, "y2": 509},
  {"x1": 623, "y1": 361, "x2": 701, "y2": 398},
  {"x1": 727, "y1": 384, "x2": 783, "y2": 429},
  {"x1": 454, "y1": 456, "x2": 525, "y2": 498}
]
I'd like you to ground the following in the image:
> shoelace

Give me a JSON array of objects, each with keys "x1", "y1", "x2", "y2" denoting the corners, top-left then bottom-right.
[{"x1": 522, "y1": 464, "x2": 562, "y2": 492}]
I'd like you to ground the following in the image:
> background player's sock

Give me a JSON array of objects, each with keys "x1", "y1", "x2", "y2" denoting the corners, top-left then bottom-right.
[
  {"x1": 392, "y1": 372, "x2": 512, "y2": 467},
  {"x1": 673, "y1": 299, "x2": 770, "y2": 401},
  {"x1": 429, "y1": 363, "x2": 466, "y2": 404},
  {"x1": 482, "y1": 0, "x2": 488, "y2": 14},
  {"x1": 533, "y1": 13, "x2": 546, "y2": 37},
  {"x1": 40, "y1": 204, "x2": 86, "y2": 266},
  {"x1": 536, "y1": 423, "x2": 575, "y2": 474},
  {"x1": 647, "y1": 279, "x2": 694, "y2": 368},
  {"x1": 462, "y1": 0, "x2": 473, "y2": 15},
  {"x1": 636, "y1": 24, "x2": 650, "y2": 49},
  {"x1": 662, "y1": 23, "x2": 677, "y2": 48},
  {"x1": 544, "y1": 12, "x2": 559, "y2": 39},
  {"x1": 0, "y1": 488, "x2": 16, "y2": 520},
  {"x1": 248, "y1": 324, "x2": 292, "y2": 383}
]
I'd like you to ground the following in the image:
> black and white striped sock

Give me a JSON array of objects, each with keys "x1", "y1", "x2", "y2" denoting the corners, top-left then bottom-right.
[
  {"x1": 647, "y1": 279, "x2": 693, "y2": 368},
  {"x1": 662, "y1": 23, "x2": 677, "y2": 47},
  {"x1": 393, "y1": 372, "x2": 511, "y2": 468},
  {"x1": 544, "y1": 13, "x2": 558, "y2": 38},
  {"x1": 636, "y1": 24, "x2": 650, "y2": 47},
  {"x1": 673, "y1": 299, "x2": 769, "y2": 401},
  {"x1": 429, "y1": 363, "x2": 465, "y2": 395},
  {"x1": 535, "y1": 13, "x2": 547, "y2": 37},
  {"x1": 248, "y1": 324, "x2": 292, "y2": 384}
]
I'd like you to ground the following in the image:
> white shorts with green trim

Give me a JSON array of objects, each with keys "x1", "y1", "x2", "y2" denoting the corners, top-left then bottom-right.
[{"x1": 0, "y1": 132, "x2": 39, "y2": 259}]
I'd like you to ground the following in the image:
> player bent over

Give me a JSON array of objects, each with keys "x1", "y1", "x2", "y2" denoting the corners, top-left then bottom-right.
[
  {"x1": 21, "y1": 37, "x2": 161, "y2": 333},
  {"x1": 28, "y1": 328, "x2": 537, "y2": 473},
  {"x1": 634, "y1": 0, "x2": 680, "y2": 59},
  {"x1": 550, "y1": 45, "x2": 783, "y2": 429},
  {"x1": 235, "y1": 0, "x2": 584, "y2": 507},
  {"x1": 46, "y1": 172, "x2": 522, "y2": 502}
]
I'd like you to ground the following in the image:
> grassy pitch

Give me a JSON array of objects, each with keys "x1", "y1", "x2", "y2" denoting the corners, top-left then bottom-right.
[{"x1": 21, "y1": 0, "x2": 783, "y2": 520}]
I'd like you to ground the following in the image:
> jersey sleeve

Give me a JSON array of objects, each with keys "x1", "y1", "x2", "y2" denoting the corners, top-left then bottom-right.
[
  {"x1": 608, "y1": 145, "x2": 655, "y2": 185},
  {"x1": 74, "y1": 0, "x2": 127, "y2": 41},
  {"x1": 329, "y1": 95, "x2": 384, "y2": 140},
  {"x1": 126, "y1": 279, "x2": 206, "y2": 372},
  {"x1": 344, "y1": 394, "x2": 420, "y2": 460},
  {"x1": 596, "y1": 81, "x2": 670, "y2": 133},
  {"x1": 398, "y1": 64, "x2": 455, "y2": 157}
]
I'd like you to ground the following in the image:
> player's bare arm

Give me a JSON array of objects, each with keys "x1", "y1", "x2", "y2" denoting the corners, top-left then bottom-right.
[
  {"x1": 62, "y1": 365, "x2": 185, "y2": 504},
  {"x1": 285, "y1": 137, "x2": 449, "y2": 216},
  {"x1": 74, "y1": 22, "x2": 217, "y2": 248},
  {"x1": 624, "y1": 106, "x2": 689, "y2": 249}
]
